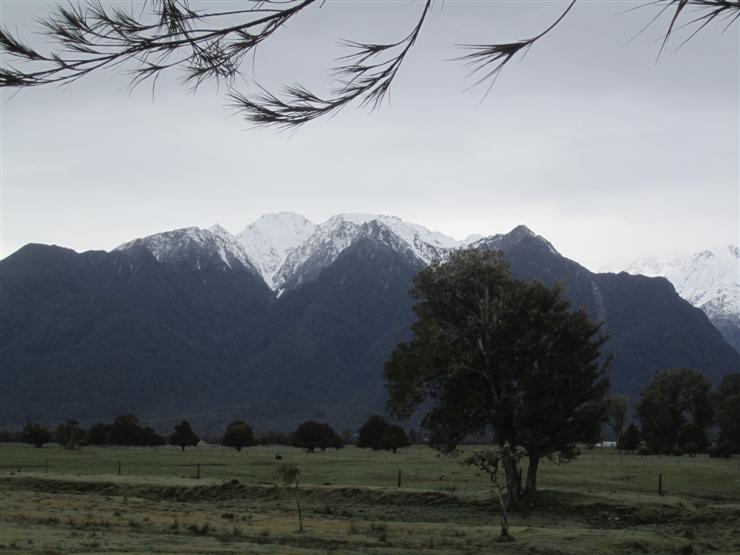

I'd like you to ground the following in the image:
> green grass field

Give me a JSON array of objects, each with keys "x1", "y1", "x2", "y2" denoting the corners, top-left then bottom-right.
[{"x1": 1, "y1": 443, "x2": 739, "y2": 554}]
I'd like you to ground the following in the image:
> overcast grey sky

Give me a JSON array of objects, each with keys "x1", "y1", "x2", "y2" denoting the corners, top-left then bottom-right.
[{"x1": 1, "y1": 0, "x2": 737, "y2": 270}]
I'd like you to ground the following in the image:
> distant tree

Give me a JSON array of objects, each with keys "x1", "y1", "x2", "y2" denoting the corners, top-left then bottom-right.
[
  {"x1": 386, "y1": 249, "x2": 609, "y2": 506},
  {"x1": 277, "y1": 463, "x2": 304, "y2": 533},
  {"x1": 109, "y1": 414, "x2": 142, "y2": 446},
  {"x1": 637, "y1": 369, "x2": 713, "y2": 453},
  {"x1": 292, "y1": 420, "x2": 341, "y2": 453},
  {"x1": 53, "y1": 419, "x2": 84, "y2": 448},
  {"x1": 606, "y1": 396, "x2": 629, "y2": 441},
  {"x1": 617, "y1": 423, "x2": 641, "y2": 453},
  {"x1": 169, "y1": 420, "x2": 200, "y2": 452},
  {"x1": 326, "y1": 424, "x2": 345, "y2": 450},
  {"x1": 677, "y1": 422, "x2": 708, "y2": 455},
  {"x1": 715, "y1": 373, "x2": 740, "y2": 447},
  {"x1": 222, "y1": 420, "x2": 257, "y2": 452},
  {"x1": 1, "y1": 1, "x2": 735, "y2": 128},
  {"x1": 0, "y1": 430, "x2": 14, "y2": 443},
  {"x1": 377, "y1": 425, "x2": 411, "y2": 453},
  {"x1": 138, "y1": 426, "x2": 166, "y2": 447},
  {"x1": 357, "y1": 415, "x2": 390, "y2": 450},
  {"x1": 21, "y1": 422, "x2": 52, "y2": 448},
  {"x1": 85, "y1": 422, "x2": 111, "y2": 446}
]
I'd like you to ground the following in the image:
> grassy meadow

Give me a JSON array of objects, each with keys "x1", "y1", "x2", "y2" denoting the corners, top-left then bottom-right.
[{"x1": 0, "y1": 443, "x2": 739, "y2": 554}]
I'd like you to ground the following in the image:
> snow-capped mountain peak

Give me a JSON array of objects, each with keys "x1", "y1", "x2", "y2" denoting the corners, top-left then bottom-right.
[
  {"x1": 270, "y1": 213, "x2": 464, "y2": 293},
  {"x1": 115, "y1": 226, "x2": 257, "y2": 274}
]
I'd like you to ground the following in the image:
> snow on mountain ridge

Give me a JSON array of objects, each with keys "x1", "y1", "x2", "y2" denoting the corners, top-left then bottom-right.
[
  {"x1": 270, "y1": 213, "x2": 467, "y2": 293},
  {"x1": 626, "y1": 245, "x2": 740, "y2": 319},
  {"x1": 115, "y1": 226, "x2": 258, "y2": 274},
  {"x1": 113, "y1": 215, "x2": 551, "y2": 296},
  {"x1": 236, "y1": 213, "x2": 317, "y2": 290}
]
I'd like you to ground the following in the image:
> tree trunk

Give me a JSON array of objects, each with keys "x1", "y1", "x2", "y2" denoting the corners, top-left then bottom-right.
[
  {"x1": 502, "y1": 451, "x2": 520, "y2": 507},
  {"x1": 525, "y1": 453, "x2": 539, "y2": 496},
  {"x1": 496, "y1": 483, "x2": 512, "y2": 541}
]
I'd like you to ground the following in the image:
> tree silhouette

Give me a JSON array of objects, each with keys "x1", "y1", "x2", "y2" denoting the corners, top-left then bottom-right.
[
  {"x1": 637, "y1": 368, "x2": 713, "y2": 453},
  {"x1": 222, "y1": 420, "x2": 257, "y2": 452},
  {"x1": 21, "y1": 422, "x2": 52, "y2": 448},
  {"x1": 357, "y1": 415, "x2": 390, "y2": 450},
  {"x1": 292, "y1": 420, "x2": 341, "y2": 453},
  {"x1": 169, "y1": 420, "x2": 200, "y2": 451},
  {"x1": 1, "y1": 1, "x2": 736, "y2": 127}
]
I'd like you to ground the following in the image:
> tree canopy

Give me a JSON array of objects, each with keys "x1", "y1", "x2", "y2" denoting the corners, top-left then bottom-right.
[
  {"x1": 384, "y1": 249, "x2": 610, "y2": 504},
  {"x1": 292, "y1": 420, "x2": 342, "y2": 453},
  {"x1": 357, "y1": 415, "x2": 390, "y2": 450},
  {"x1": 169, "y1": 420, "x2": 200, "y2": 451},
  {"x1": 357, "y1": 415, "x2": 410, "y2": 453},
  {"x1": 0, "y1": 1, "x2": 736, "y2": 127},
  {"x1": 637, "y1": 368, "x2": 713, "y2": 453},
  {"x1": 714, "y1": 372, "x2": 740, "y2": 449},
  {"x1": 222, "y1": 420, "x2": 257, "y2": 451},
  {"x1": 21, "y1": 422, "x2": 52, "y2": 448}
]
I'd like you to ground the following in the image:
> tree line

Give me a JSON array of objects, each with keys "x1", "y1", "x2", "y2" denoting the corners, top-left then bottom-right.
[
  {"x1": 608, "y1": 369, "x2": 739, "y2": 458},
  {"x1": 0, "y1": 414, "x2": 412, "y2": 454}
]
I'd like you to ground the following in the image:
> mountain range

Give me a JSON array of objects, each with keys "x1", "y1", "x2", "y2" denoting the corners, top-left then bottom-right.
[{"x1": 1, "y1": 213, "x2": 737, "y2": 433}]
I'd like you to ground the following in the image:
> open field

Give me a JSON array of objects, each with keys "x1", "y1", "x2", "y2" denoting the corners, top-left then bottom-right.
[{"x1": 1, "y1": 443, "x2": 739, "y2": 554}]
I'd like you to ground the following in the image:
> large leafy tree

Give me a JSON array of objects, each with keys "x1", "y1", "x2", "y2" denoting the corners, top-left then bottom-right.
[
  {"x1": 636, "y1": 368, "x2": 713, "y2": 453},
  {"x1": 505, "y1": 280, "x2": 609, "y2": 494},
  {"x1": 1, "y1": 1, "x2": 736, "y2": 128},
  {"x1": 385, "y1": 249, "x2": 609, "y2": 505}
]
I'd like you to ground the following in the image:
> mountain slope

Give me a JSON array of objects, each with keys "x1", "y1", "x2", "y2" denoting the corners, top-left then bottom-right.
[
  {"x1": 475, "y1": 227, "x2": 740, "y2": 400},
  {"x1": 626, "y1": 246, "x2": 740, "y2": 352},
  {"x1": 227, "y1": 235, "x2": 424, "y2": 430},
  {"x1": 0, "y1": 229, "x2": 275, "y2": 429}
]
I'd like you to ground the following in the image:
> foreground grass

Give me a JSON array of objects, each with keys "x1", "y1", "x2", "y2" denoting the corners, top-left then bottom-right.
[{"x1": 0, "y1": 444, "x2": 739, "y2": 554}]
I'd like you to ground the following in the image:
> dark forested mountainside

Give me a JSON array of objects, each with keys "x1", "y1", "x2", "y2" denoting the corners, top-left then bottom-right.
[{"x1": 1, "y1": 225, "x2": 737, "y2": 432}]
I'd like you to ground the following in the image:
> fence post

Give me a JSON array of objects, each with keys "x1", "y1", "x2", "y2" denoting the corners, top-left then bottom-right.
[
  {"x1": 196, "y1": 464, "x2": 200, "y2": 480},
  {"x1": 658, "y1": 473, "x2": 662, "y2": 496},
  {"x1": 45, "y1": 459, "x2": 49, "y2": 474},
  {"x1": 118, "y1": 460, "x2": 121, "y2": 476},
  {"x1": 397, "y1": 469, "x2": 402, "y2": 488}
]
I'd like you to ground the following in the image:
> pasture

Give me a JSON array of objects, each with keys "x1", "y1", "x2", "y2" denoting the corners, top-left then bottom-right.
[{"x1": 0, "y1": 443, "x2": 738, "y2": 554}]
